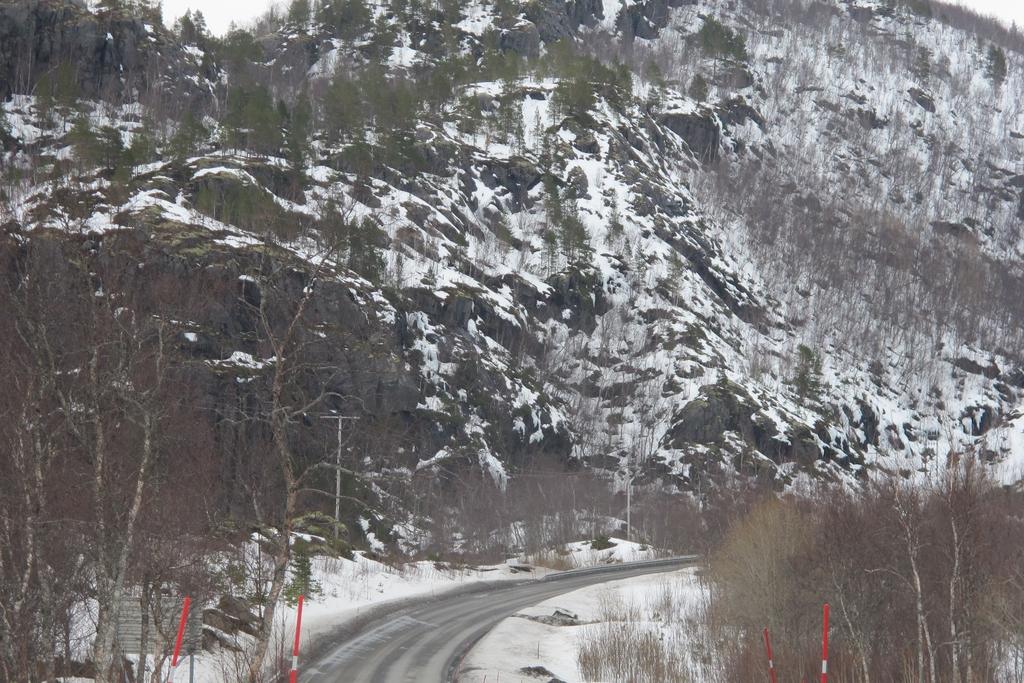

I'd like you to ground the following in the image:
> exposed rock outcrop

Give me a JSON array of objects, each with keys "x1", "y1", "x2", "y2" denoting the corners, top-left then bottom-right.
[{"x1": 0, "y1": 0, "x2": 216, "y2": 102}]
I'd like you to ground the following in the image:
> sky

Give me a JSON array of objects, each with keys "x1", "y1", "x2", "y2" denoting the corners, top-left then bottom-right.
[
  {"x1": 161, "y1": 0, "x2": 278, "y2": 35},
  {"x1": 160, "y1": 0, "x2": 1024, "y2": 36},
  {"x1": 956, "y1": 0, "x2": 1024, "y2": 28}
]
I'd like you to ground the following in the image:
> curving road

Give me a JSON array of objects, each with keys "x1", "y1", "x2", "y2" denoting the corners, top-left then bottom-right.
[{"x1": 300, "y1": 556, "x2": 699, "y2": 683}]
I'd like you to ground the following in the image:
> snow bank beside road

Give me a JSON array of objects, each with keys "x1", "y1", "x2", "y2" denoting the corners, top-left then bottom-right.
[
  {"x1": 458, "y1": 566, "x2": 706, "y2": 683},
  {"x1": 298, "y1": 552, "x2": 532, "y2": 643},
  {"x1": 152, "y1": 541, "x2": 665, "y2": 681},
  {"x1": 520, "y1": 537, "x2": 664, "y2": 569}
]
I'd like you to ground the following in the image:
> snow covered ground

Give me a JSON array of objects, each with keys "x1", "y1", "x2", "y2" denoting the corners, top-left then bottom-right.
[
  {"x1": 64, "y1": 540, "x2": 665, "y2": 682},
  {"x1": 150, "y1": 552, "x2": 534, "y2": 682},
  {"x1": 458, "y1": 566, "x2": 708, "y2": 683},
  {"x1": 520, "y1": 537, "x2": 663, "y2": 569}
]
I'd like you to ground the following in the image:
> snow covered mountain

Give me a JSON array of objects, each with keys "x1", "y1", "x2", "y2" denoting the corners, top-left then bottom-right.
[{"x1": 2, "y1": 0, "x2": 1024, "y2": 523}]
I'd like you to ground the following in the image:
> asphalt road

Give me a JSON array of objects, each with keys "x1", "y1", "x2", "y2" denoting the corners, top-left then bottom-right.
[{"x1": 300, "y1": 556, "x2": 700, "y2": 683}]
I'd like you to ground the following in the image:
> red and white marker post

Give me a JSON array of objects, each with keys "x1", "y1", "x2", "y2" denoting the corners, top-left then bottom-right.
[
  {"x1": 762, "y1": 627, "x2": 778, "y2": 683},
  {"x1": 289, "y1": 595, "x2": 305, "y2": 683},
  {"x1": 166, "y1": 596, "x2": 192, "y2": 683},
  {"x1": 820, "y1": 602, "x2": 830, "y2": 683}
]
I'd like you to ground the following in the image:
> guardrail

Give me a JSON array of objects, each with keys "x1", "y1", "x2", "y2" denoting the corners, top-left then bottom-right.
[{"x1": 540, "y1": 554, "x2": 703, "y2": 581}]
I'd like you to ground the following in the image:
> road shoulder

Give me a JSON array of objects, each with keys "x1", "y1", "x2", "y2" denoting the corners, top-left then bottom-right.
[{"x1": 457, "y1": 566, "x2": 703, "y2": 683}]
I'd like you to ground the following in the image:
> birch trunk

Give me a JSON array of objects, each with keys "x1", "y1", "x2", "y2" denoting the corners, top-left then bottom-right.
[
  {"x1": 949, "y1": 517, "x2": 962, "y2": 683},
  {"x1": 138, "y1": 581, "x2": 151, "y2": 683},
  {"x1": 244, "y1": 243, "x2": 336, "y2": 682},
  {"x1": 93, "y1": 415, "x2": 155, "y2": 682},
  {"x1": 896, "y1": 486, "x2": 934, "y2": 683}
]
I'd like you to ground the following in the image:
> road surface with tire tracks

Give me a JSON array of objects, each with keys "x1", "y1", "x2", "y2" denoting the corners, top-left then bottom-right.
[{"x1": 300, "y1": 555, "x2": 700, "y2": 683}]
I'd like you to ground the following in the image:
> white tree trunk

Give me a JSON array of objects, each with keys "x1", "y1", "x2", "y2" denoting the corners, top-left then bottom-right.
[
  {"x1": 948, "y1": 516, "x2": 962, "y2": 683},
  {"x1": 93, "y1": 416, "x2": 155, "y2": 682}
]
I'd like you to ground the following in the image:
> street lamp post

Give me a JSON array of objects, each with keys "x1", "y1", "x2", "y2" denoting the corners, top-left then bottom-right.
[
  {"x1": 626, "y1": 468, "x2": 632, "y2": 542},
  {"x1": 319, "y1": 414, "x2": 358, "y2": 538},
  {"x1": 624, "y1": 454, "x2": 634, "y2": 542}
]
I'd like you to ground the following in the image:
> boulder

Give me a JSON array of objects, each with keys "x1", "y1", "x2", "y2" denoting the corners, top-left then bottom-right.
[
  {"x1": 499, "y1": 21, "x2": 540, "y2": 59},
  {"x1": 202, "y1": 625, "x2": 243, "y2": 652},
  {"x1": 664, "y1": 380, "x2": 759, "y2": 446},
  {"x1": 203, "y1": 607, "x2": 244, "y2": 636},
  {"x1": 544, "y1": 266, "x2": 609, "y2": 333},
  {"x1": 524, "y1": 0, "x2": 578, "y2": 42},
  {"x1": 0, "y1": 0, "x2": 214, "y2": 103},
  {"x1": 712, "y1": 64, "x2": 755, "y2": 89},
  {"x1": 522, "y1": 0, "x2": 606, "y2": 43},
  {"x1": 849, "y1": 5, "x2": 875, "y2": 22},
  {"x1": 217, "y1": 596, "x2": 260, "y2": 637},
  {"x1": 908, "y1": 87, "x2": 936, "y2": 113},
  {"x1": 519, "y1": 608, "x2": 583, "y2": 626},
  {"x1": 961, "y1": 405, "x2": 995, "y2": 436},
  {"x1": 657, "y1": 111, "x2": 721, "y2": 162},
  {"x1": 664, "y1": 380, "x2": 838, "y2": 468},
  {"x1": 952, "y1": 357, "x2": 1000, "y2": 380},
  {"x1": 855, "y1": 399, "x2": 880, "y2": 447},
  {"x1": 478, "y1": 156, "x2": 542, "y2": 209},
  {"x1": 931, "y1": 220, "x2": 972, "y2": 239},
  {"x1": 717, "y1": 97, "x2": 766, "y2": 130},
  {"x1": 854, "y1": 107, "x2": 887, "y2": 130},
  {"x1": 618, "y1": 0, "x2": 695, "y2": 40},
  {"x1": 519, "y1": 665, "x2": 568, "y2": 682}
]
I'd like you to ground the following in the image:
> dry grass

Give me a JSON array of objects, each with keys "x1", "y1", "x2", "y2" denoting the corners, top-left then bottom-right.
[
  {"x1": 575, "y1": 587, "x2": 700, "y2": 683},
  {"x1": 523, "y1": 546, "x2": 578, "y2": 571},
  {"x1": 647, "y1": 579, "x2": 681, "y2": 624},
  {"x1": 596, "y1": 589, "x2": 643, "y2": 622},
  {"x1": 577, "y1": 620, "x2": 692, "y2": 683}
]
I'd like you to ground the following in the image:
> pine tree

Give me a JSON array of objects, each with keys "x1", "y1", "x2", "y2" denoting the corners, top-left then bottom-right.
[
  {"x1": 167, "y1": 112, "x2": 207, "y2": 162},
  {"x1": 688, "y1": 74, "x2": 709, "y2": 101},
  {"x1": 543, "y1": 177, "x2": 562, "y2": 227},
  {"x1": 559, "y1": 210, "x2": 590, "y2": 265},
  {"x1": 552, "y1": 76, "x2": 595, "y2": 119},
  {"x1": 493, "y1": 73, "x2": 524, "y2": 145},
  {"x1": 175, "y1": 10, "x2": 210, "y2": 48},
  {"x1": 283, "y1": 93, "x2": 313, "y2": 197},
  {"x1": 126, "y1": 119, "x2": 157, "y2": 169},
  {"x1": 663, "y1": 252, "x2": 688, "y2": 304},
  {"x1": 697, "y1": 17, "x2": 747, "y2": 78},
  {"x1": 222, "y1": 85, "x2": 282, "y2": 156},
  {"x1": 911, "y1": 46, "x2": 931, "y2": 84},
  {"x1": 986, "y1": 45, "x2": 1007, "y2": 88},
  {"x1": 283, "y1": 544, "x2": 321, "y2": 607},
  {"x1": 542, "y1": 228, "x2": 559, "y2": 273},
  {"x1": 0, "y1": 109, "x2": 11, "y2": 147},
  {"x1": 220, "y1": 27, "x2": 262, "y2": 75},
  {"x1": 138, "y1": 0, "x2": 162, "y2": 23},
  {"x1": 285, "y1": 92, "x2": 313, "y2": 171},
  {"x1": 608, "y1": 196, "x2": 624, "y2": 241},
  {"x1": 510, "y1": 108, "x2": 526, "y2": 154},
  {"x1": 793, "y1": 344, "x2": 823, "y2": 403},
  {"x1": 371, "y1": 77, "x2": 422, "y2": 171},
  {"x1": 348, "y1": 219, "x2": 386, "y2": 284},
  {"x1": 324, "y1": 71, "x2": 365, "y2": 143},
  {"x1": 35, "y1": 62, "x2": 80, "y2": 125},
  {"x1": 68, "y1": 113, "x2": 102, "y2": 169},
  {"x1": 319, "y1": 0, "x2": 372, "y2": 40},
  {"x1": 644, "y1": 60, "x2": 666, "y2": 110},
  {"x1": 287, "y1": 0, "x2": 311, "y2": 29},
  {"x1": 97, "y1": 125, "x2": 126, "y2": 171}
]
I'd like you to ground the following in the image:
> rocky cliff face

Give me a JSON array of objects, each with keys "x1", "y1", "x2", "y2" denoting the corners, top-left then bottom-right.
[
  {"x1": 2, "y1": 0, "x2": 1023, "y2": 541},
  {"x1": 0, "y1": 0, "x2": 216, "y2": 103}
]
